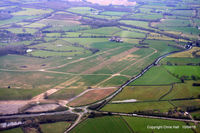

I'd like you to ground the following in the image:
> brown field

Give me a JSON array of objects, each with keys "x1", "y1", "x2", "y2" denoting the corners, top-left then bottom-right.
[
  {"x1": 68, "y1": 88, "x2": 116, "y2": 106},
  {"x1": 0, "y1": 100, "x2": 29, "y2": 115},
  {"x1": 118, "y1": 54, "x2": 139, "y2": 61},
  {"x1": 82, "y1": 47, "x2": 139, "y2": 74},
  {"x1": 25, "y1": 103, "x2": 60, "y2": 113}
]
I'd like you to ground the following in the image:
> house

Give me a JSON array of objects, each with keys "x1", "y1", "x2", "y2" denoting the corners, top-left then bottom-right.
[{"x1": 109, "y1": 36, "x2": 123, "y2": 43}]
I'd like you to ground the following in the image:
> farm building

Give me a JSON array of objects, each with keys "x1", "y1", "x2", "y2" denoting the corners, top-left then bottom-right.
[{"x1": 109, "y1": 36, "x2": 123, "y2": 43}]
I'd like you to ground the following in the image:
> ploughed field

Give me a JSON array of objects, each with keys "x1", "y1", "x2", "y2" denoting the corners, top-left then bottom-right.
[{"x1": 0, "y1": 0, "x2": 200, "y2": 132}]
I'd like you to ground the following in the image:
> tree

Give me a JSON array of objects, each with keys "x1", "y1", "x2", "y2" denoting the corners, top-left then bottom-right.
[
  {"x1": 191, "y1": 75, "x2": 196, "y2": 80},
  {"x1": 180, "y1": 76, "x2": 185, "y2": 83}
]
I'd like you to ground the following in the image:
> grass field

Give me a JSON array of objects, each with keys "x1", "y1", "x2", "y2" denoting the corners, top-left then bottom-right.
[
  {"x1": 62, "y1": 38, "x2": 108, "y2": 47},
  {"x1": 162, "y1": 80, "x2": 200, "y2": 100},
  {"x1": 80, "y1": 27, "x2": 121, "y2": 35},
  {"x1": 156, "y1": 19, "x2": 191, "y2": 27},
  {"x1": 48, "y1": 88, "x2": 84, "y2": 100},
  {"x1": 114, "y1": 30, "x2": 146, "y2": 38},
  {"x1": 191, "y1": 110, "x2": 200, "y2": 119},
  {"x1": 170, "y1": 10, "x2": 195, "y2": 17},
  {"x1": 101, "y1": 76, "x2": 129, "y2": 87},
  {"x1": 127, "y1": 13, "x2": 163, "y2": 20},
  {"x1": 24, "y1": 22, "x2": 46, "y2": 28},
  {"x1": 40, "y1": 122, "x2": 70, "y2": 133},
  {"x1": 120, "y1": 20, "x2": 151, "y2": 29},
  {"x1": 171, "y1": 99, "x2": 200, "y2": 110},
  {"x1": 12, "y1": 8, "x2": 52, "y2": 16},
  {"x1": 30, "y1": 39, "x2": 86, "y2": 52},
  {"x1": 111, "y1": 85, "x2": 171, "y2": 101},
  {"x1": 71, "y1": 75, "x2": 110, "y2": 87},
  {"x1": 161, "y1": 57, "x2": 200, "y2": 65},
  {"x1": 68, "y1": 7, "x2": 98, "y2": 15},
  {"x1": 0, "y1": 71, "x2": 70, "y2": 100},
  {"x1": 0, "y1": 128, "x2": 23, "y2": 133},
  {"x1": 0, "y1": 15, "x2": 37, "y2": 26},
  {"x1": 101, "y1": 101, "x2": 173, "y2": 113},
  {"x1": 29, "y1": 50, "x2": 90, "y2": 58},
  {"x1": 70, "y1": 116, "x2": 132, "y2": 133},
  {"x1": 100, "y1": 11, "x2": 127, "y2": 16},
  {"x1": 130, "y1": 66, "x2": 180, "y2": 85},
  {"x1": 164, "y1": 66, "x2": 200, "y2": 79},
  {"x1": 7, "y1": 28, "x2": 37, "y2": 34},
  {"x1": 123, "y1": 116, "x2": 194, "y2": 133},
  {"x1": 0, "y1": 87, "x2": 46, "y2": 100}
]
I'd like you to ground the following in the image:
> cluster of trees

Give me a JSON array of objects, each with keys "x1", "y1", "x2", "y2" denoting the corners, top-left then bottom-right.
[
  {"x1": 133, "y1": 109, "x2": 189, "y2": 120},
  {"x1": 88, "y1": 100, "x2": 107, "y2": 110},
  {"x1": 0, "y1": 30, "x2": 34, "y2": 43},
  {"x1": 81, "y1": 18, "x2": 118, "y2": 28},
  {"x1": 0, "y1": 45, "x2": 28, "y2": 56},
  {"x1": 88, "y1": 111, "x2": 112, "y2": 118}
]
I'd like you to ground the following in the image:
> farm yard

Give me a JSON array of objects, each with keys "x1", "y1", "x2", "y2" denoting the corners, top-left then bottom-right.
[{"x1": 0, "y1": 0, "x2": 200, "y2": 132}]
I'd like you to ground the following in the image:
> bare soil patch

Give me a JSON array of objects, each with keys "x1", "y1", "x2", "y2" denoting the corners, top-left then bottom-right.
[
  {"x1": 25, "y1": 104, "x2": 60, "y2": 113},
  {"x1": 68, "y1": 88, "x2": 116, "y2": 106},
  {"x1": 0, "y1": 100, "x2": 28, "y2": 115}
]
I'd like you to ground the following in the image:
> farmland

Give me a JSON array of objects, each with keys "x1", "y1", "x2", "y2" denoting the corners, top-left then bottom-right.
[
  {"x1": 40, "y1": 122, "x2": 71, "y2": 133},
  {"x1": 130, "y1": 66, "x2": 181, "y2": 85},
  {"x1": 0, "y1": 0, "x2": 200, "y2": 132},
  {"x1": 123, "y1": 116, "x2": 194, "y2": 133},
  {"x1": 101, "y1": 101, "x2": 174, "y2": 113},
  {"x1": 111, "y1": 85, "x2": 171, "y2": 101},
  {"x1": 70, "y1": 116, "x2": 132, "y2": 133}
]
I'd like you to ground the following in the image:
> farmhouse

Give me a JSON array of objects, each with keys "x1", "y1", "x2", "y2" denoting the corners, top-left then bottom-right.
[{"x1": 109, "y1": 36, "x2": 123, "y2": 43}]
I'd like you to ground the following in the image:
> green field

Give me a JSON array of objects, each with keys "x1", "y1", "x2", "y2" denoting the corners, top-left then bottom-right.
[
  {"x1": 68, "y1": 7, "x2": 98, "y2": 15},
  {"x1": 100, "y1": 11, "x2": 127, "y2": 16},
  {"x1": 101, "y1": 101, "x2": 173, "y2": 113},
  {"x1": 156, "y1": 19, "x2": 191, "y2": 27},
  {"x1": 12, "y1": 8, "x2": 52, "y2": 16},
  {"x1": 162, "y1": 80, "x2": 200, "y2": 100},
  {"x1": 172, "y1": 99, "x2": 200, "y2": 110},
  {"x1": 114, "y1": 30, "x2": 146, "y2": 38},
  {"x1": 161, "y1": 57, "x2": 200, "y2": 65},
  {"x1": 127, "y1": 13, "x2": 163, "y2": 20},
  {"x1": 40, "y1": 122, "x2": 71, "y2": 133},
  {"x1": 0, "y1": 128, "x2": 23, "y2": 133},
  {"x1": 170, "y1": 10, "x2": 195, "y2": 17},
  {"x1": 7, "y1": 28, "x2": 37, "y2": 34},
  {"x1": 70, "y1": 116, "x2": 132, "y2": 133},
  {"x1": 0, "y1": 71, "x2": 70, "y2": 100},
  {"x1": 123, "y1": 116, "x2": 194, "y2": 133},
  {"x1": 120, "y1": 20, "x2": 151, "y2": 29},
  {"x1": 112, "y1": 85, "x2": 171, "y2": 101},
  {"x1": 101, "y1": 76, "x2": 129, "y2": 87},
  {"x1": 80, "y1": 27, "x2": 121, "y2": 35},
  {"x1": 130, "y1": 66, "x2": 180, "y2": 85},
  {"x1": 164, "y1": 66, "x2": 200, "y2": 79}
]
